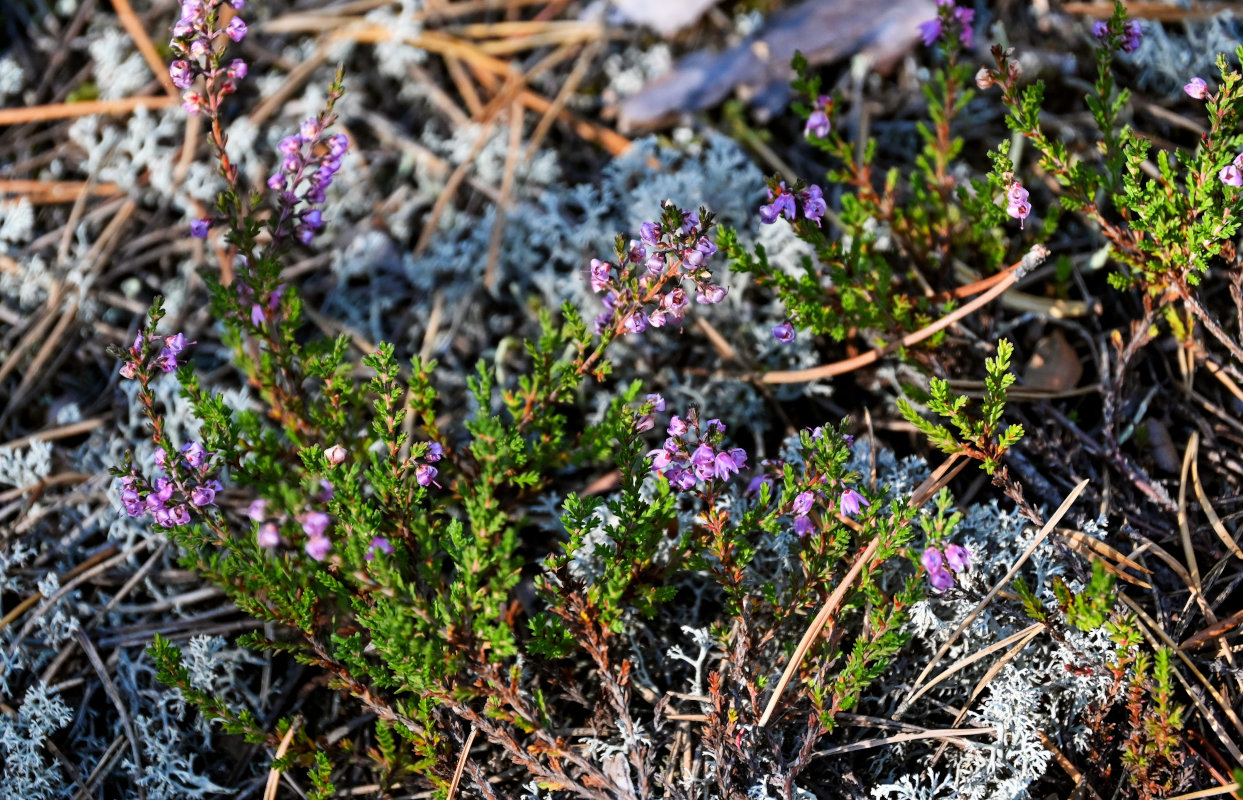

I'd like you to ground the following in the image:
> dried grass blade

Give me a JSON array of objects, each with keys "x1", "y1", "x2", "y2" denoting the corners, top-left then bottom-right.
[
  {"x1": 0, "y1": 95, "x2": 177, "y2": 126},
  {"x1": 263, "y1": 717, "x2": 301, "y2": 800},
  {"x1": 809, "y1": 726, "x2": 995, "y2": 759},
  {"x1": 1191, "y1": 452, "x2": 1243, "y2": 560},
  {"x1": 903, "y1": 622, "x2": 1042, "y2": 711},
  {"x1": 1180, "y1": 607, "x2": 1243, "y2": 651},
  {"x1": 447, "y1": 726, "x2": 479, "y2": 800},
  {"x1": 757, "y1": 537, "x2": 881, "y2": 728}
]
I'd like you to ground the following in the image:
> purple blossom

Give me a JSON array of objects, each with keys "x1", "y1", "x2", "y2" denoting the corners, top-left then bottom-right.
[
  {"x1": 1006, "y1": 181, "x2": 1031, "y2": 228},
  {"x1": 425, "y1": 442, "x2": 444, "y2": 462},
  {"x1": 1121, "y1": 19, "x2": 1142, "y2": 53},
  {"x1": 792, "y1": 491, "x2": 815, "y2": 517},
  {"x1": 640, "y1": 221, "x2": 660, "y2": 245},
  {"x1": 648, "y1": 447, "x2": 675, "y2": 470},
  {"x1": 225, "y1": 16, "x2": 247, "y2": 42},
  {"x1": 805, "y1": 95, "x2": 831, "y2": 138},
  {"x1": 944, "y1": 543, "x2": 970, "y2": 572},
  {"x1": 697, "y1": 285, "x2": 727, "y2": 304},
  {"x1": 1221, "y1": 165, "x2": 1243, "y2": 188},
  {"x1": 746, "y1": 473, "x2": 774, "y2": 496},
  {"x1": 246, "y1": 498, "x2": 268, "y2": 521},
  {"x1": 624, "y1": 313, "x2": 649, "y2": 334},
  {"x1": 646, "y1": 393, "x2": 665, "y2": 412},
  {"x1": 918, "y1": 17, "x2": 943, "y2": 47},
  {"x1": 772, "y1": 321, "x2": 796, "y2": 343},
  {"x1": 257, "y1": 523, "x2": 280, "y2": 547},
  {"x1": 635, "y1": 414, "x2": 655, "y2": 432},
  {"x1": 305, "y1": 535, "x2": 331, "y2": 561},
  {"x1": 921, "y1": 546, "x2": 943, "y2": 572},
  {"x1": 190, "y1": 483, "x2": 218, "y2": 507},
  {"x1": 690, "y1": 443, "x2": 716, "y2": 480},
  {"x1": 840, "y1": 488, "x2": 870, "y2": 516},
  {"x1": 302, "y1": 511, "x2": 330, "y2": 538},
  {"x1": 1091, "y1": 20, "x2": 1108, "y2": 39},
  {"x1": 181, "y1": 441, "x2": 207, "y2": 468},
  {"x1": 250, "y1": 303, "x2": 266, "y2": 327},
  {"x1": 169, "y1": 60, "x2": 193, "y2": 89},
  {"x1": 800, "y1": 185, "x2": 826, "y2": 226},
  {"x1": 953, "y1": 6, "x2": 974, "y2": 48},
  {"x1": 416, "y1": 464, "x2": 439, "y2": 487},
  {"x1": 668, "y1": 416, "x2": 688, "y2": 436},
  {"x1": 928, "y1": 566, "x2": 954, "y2": 592},
  {"x1": 1184, "y1": 77, "x2": 1208, "y2": 100},
  {"x1": 793, "y1": 516, "x2": 814, "y2": 538},
  {"x1": 589, "y1": 259, "x2": 611, "y2": 292},
  {"x1": 227, "y1": 58, "x2": 248, "y2": 79},
  {"x1": 365, "y1": 536, "x2": 394, "y2": 561},
  {"x1": 189, "y1": 218, "x2": 210, "y2": 238},
  {"x1": 759, "y1": 184, "x2": 797, "y2": 224},
  {"x1": 713, "y1": 448, "x2": 746, "y2": 480}
]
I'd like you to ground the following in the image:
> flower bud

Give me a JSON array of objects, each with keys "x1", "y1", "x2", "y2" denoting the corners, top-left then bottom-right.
[
  {"x1": 974, "y1": 67, "x2": 995, "y2": 90},
  {"x1": 324, "y1": 444, "x2": 347, "y2": 465}
]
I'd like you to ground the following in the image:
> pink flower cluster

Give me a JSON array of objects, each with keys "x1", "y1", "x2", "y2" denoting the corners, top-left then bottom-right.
[
  {"x1": 120, "y1": 442, "x2": 221, "y2": 528},
  {"x1": 1006, "y1": 181, "x2": 1031, "y2": 228},
  {"x1": 247, "y1": 498, "x2": 337, "y2": 560},
  {"x1": 918, "y1": 0, "x2": 974, "y2": 49},
  {"x1": 647, "y1": 411, "x2": 747, "y2": 491},
  {"x1": 119, "y1": 332, "x2": 192, "y2": 379},
  {"x1": 236, "y1": 280, "x2": 286, "y2": 329},
  {"x1": 921, "y1": 543, "x2": 970, "y2": 592},
  {"x1": 788, "y1": 486, "x2": 871, "y2": 537},
  {"x1": 588, "y1": 207, "x2": 726, "y2": 335},
  {"x1": 759, "y1": 182, "x2": 825, "y2": 227},
  {"x1": 1091, "y1": 18, "x2": 1142, "y2": 53},
  {"x1": 267, "y1": 120, "x2": 349, "y2": 244},
  {"x1": 1220, "y1": 152, "x2": 1243, "y2": 188}
]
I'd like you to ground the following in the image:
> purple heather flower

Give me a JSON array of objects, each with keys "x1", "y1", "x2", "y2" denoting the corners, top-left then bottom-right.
[
  {"x1": 329, "y1": 134, "x2": 349, "y2": 158},
  {"x1": 301, "y1": 118, "x2": 320, "y2": 141},
  {"x1": 840, "y1": 488, "x2": 870, "y2": 516},
  {"x1": 250, "y1": 303, "x2": 265, "y2": 327},
  {"x1": 225, "y1": 16, "x2": 247, "y2": 42},
  {"x1": 636, "y1": 414, "x2": 655, "y2": 432},
  {"x1": 944, "y1": 543, "x2": 970, "y2": 572},
  {"x1": 648, "y1": 447, "x2": 676, "y2": 471},
  {"x1": 704, "y1": 418, "x2": 725, "y2": 434},
  {"x1": 1221, "y1": 165, "x2": 1243, "y2": 187},
  {"x1": 805, "y1": 95, "x2": 831, "y2": 138},
  {"x1": 257, "y1": 523, "x2": 280, "y2": 547},
  {"x1": 928, "y1": 566, "x2": 955, "y2": 592},
  {"x1": 921, "y1": 546, "x2": 943, "y2": 572},
  {"x1": 918, "y1": 17, "x2": 943, "y2": 46},
  {"x1": 153, "y1": 449, "x2": 167, "y2": 469},
  {"x1": 278, "y1": 135, "x2": 300, "y2": 155},
  {"x1": 792, "y1": 491, "x2": 815, "y2": 517},
  {"x1": 365, "y1": 536, "x2": 394, "y2": 561},
  {"x1": 324, "y1": 444, "x2": 347, "y2": 465},
  {"x1": 772, "y1": 321, "x2": 796, "y2": 343},
  {"x1": 1006, "y1": 181, "x2": 1031, "y2": 228},
  {"x1": 246, "y1": 498, "x2": 268, "y2": 521},
  {"x1": 416, "y1": 464, "x2": 438, "y2": 487},
  {"x1": 425, "y1": 442, "x2": 444, "y2": 462},
  {"x1": 800, "y1": 185, "x2": 826, "y2": 226},
  {"x1": 1091, "y1": 20, "x2": 1108, "y2": 39},
  {"x1": 169, "y1": 60, "x2": 193, "y2": 89},
  {"x1": 181, "y1": 441, "x2": 206, "y2": 468},
  {"x1": 953, "y1": 6, "x2": 974, "y2": 48},
  {"x1": 746, "y1": 473, "x2": 774, "y2": 495},
  {"x1": 1184, "y1": 77, "x2": 1208, "y2": 99},
  {"x1": 626, "y1": 240, "x2": 646, "y2": 264},
  {"x1": 640, "y1": 221, "x2": 660, "y2": 245},
  {"x1": 672, "y1": 468, "x2": 698, "y2": 491},
  {"x1": 168, "y1": 504, "x2": 191, "y2": 526},
  {"x1": 181, "y1": 91, "x2": 202, "y2": 115},
  {"x1": 663, "y1": 287, "x2": 689, "y2": 312},
  {"x1": 759, "y1": 184, "x2": 797, "y2": 224},
  {"x1": 230, "y1": 0, "x2": 244, "y2": 8},
  {"x1": 624, "y1": 313, "x2": 649, "y2": 334},
  {"x1": 305, "y1": 535, "x2": 331, "y2": 561},
  {"x1": 793, "y1": 515, "x2": 814, "y2": 538},
  {"x1": 302, "y1": 511, "x2": 330, "y2": 539},
  {"x1": 668, "y1": 416, "x2": 689, "y2": 436},
  {"x1": 1235, "y1": 152, "x2": 1243, "y2": 170},
  {"x1": 1121, "y1": 20, "x2": 1141, "y2": 53},
  {"x1": 267, "y1": 174, "x2": 285, "y2": 191},
  {"x1": 190, "y1": 484, "x2": 217, "y2": 507},
  {"x1": 189, "y1": 218, "x2": 210, "y2": 238},
  {"x1": 645, "y1": 393, "x2": 665, "y2": 412},
  {"x1": 697, "y1": 285, "x2": 727, "y2": 304},
  {"x1": 645, "y1": 254, "x2": 666, "y2": 276},
  {"x1": 713, "y1": 448, "x2": 746, "y2": 480},
  {"x1": 690, "y1": 443, "x2": 716, "y2": 480},
  {"x1": 681, "y1": 211, "x2": 700, "y2": 233},
  {"x1": 227, "y1": 58, "x2": 247, "y2": 80},
  {"x1": 319, "y1": 479, "x2": 334, "y2": 501}
]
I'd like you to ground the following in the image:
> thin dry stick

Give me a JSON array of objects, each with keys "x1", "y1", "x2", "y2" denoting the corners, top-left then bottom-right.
[
  {"x1": 1036, "y1": 730, "x2": 1106, "y2": 800},
  {"x1": 111, "y1": 0, "x2": 179, "y2": 97},
  {"x1": 446, "y1": 726, "x2": 479, "y2": 800},
  {"x1": 0, "y1": 180, "x2": 122, "y2": 203},
  {"x1": 757, "y1": 536, "x2": 881, "y2": 728},
  {"x1": 1166, "y1": 782, "x2": 1241, "y2": 800},
  {"x1": 0, "y1": 418, "x2": 104, "y2": 450},
  {"x1": 0, "y1": 545, "x2": 121, "y2": 632},
  {"x1": 1178, "y1": 432, "x2": 1204, "y2": 590},
  {"x1": 808, "y1": 726, "x2": 995, "y2": 759},
  {"x1": 263, "y1": 717, "x2": 301, "y2": 800},
  {"x1": 1191, "y1": 452, "x2": 1243, "y2": 560},
  {"x1": 484, "y1": 100, "x2": 524, "y2": 292},
  {"x1": 524, "y1": 39, "x2": 600, "y2": 160},
  {"x1": 762, "y1": 245, "x2": 1049, "y2": 384},
  {"x1": 1181, "y1": 607, "x2": 1243, "y2": 650},
  {"x1": 0, "y1": 95, "x2": 177, "y2": 126},
  {"x1": 75, "y1": 630, "x2": 146, "y2": 800},
  {"x1": 902, "y1": 622, "x2": 1043, "y2": 710},
  {"x1": 898, "y1": 478, "x2": 1089, "y2": 715}
]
